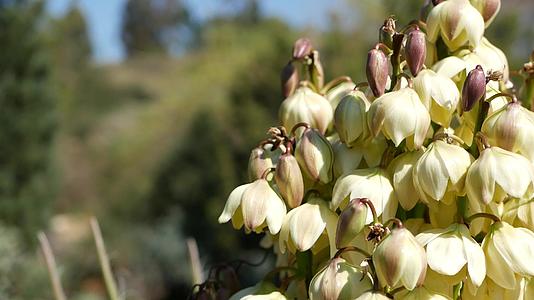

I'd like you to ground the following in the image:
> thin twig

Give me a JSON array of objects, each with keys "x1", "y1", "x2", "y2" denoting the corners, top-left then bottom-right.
[
  {"x1": 90, "y1": 217, "x2": 120, "y2": 300},
  {"x1": 38, "y1": 232, "x2": 67, "y2": 300}
]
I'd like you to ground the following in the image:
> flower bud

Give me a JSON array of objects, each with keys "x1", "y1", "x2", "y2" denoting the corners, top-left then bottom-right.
[
  {"x1": 373, "y1": 227, "x2": 427, "y2": 290},
  {"x1": 295, "y1": 128, "x2": 334, "y2": 184},
  {"x1": 217, "y1": 265, "x2": 240, "y2": 295},
  {"x1": 405, "y1": 26, "x2": 426, "y2": 76},
  {"x1": 462, "y1": 65, "x2": 486, "y2": 113},
  {"x1": 309, "y1": 258, "x2": 373, "y2": 300},
  {"x1": 413, "y1": 140, "x2": 473, "y2": 205},
  {"x1": 334, "y1": 90, "x2": 371, "y2": 146},
  {"x1": 465, "y1": 146, "x2": 534, "y2": 206},
  {"x1": 482, "y1": 101, "x2": 534, "y2": 161},
  {"x1": 366, "y1": 47, "x2": 389, "y2": 97},
  {"x1": 279, "y1": 197, "x2": 338, "y2": 256},
  {"x1": 248, "y1": 147, "x2": 274, "y2": 181},
  {"x1": 274, "y1": 153, "x2": 304, "y2": 208},
  {"x1": 325, "y1": 80, "x2": 356, "y2": 110},
  {"x1": 279, "y1": 86, "x2": 333, "y2": 134},
  {"x1": 482, "y1": 221, "x2": 534, "y2": 289},
  {"x1": 368, "y1": 88, "x2": 430, "y2": 149},
  {"x1": 470, "y1": 0, "x2": 501, "y2": 27},
  {"x1": 336, "y1": 198, "x2": 369, "y2": 248},
  {"x1": 427, "y1": 0, "x2": 485, "y2": 51},
  {"x1": 293, "y1": 38, "x2": 313, "y2": 60},
  {"x1": 280, "y1": 62, "x2": 299, "y2": 98},
  {"x1": 229, "y1": 281, "x2": 287, "y2": 300},
  {"x1": 332, "y1": 167, "x2": 397, "y2": 224},
  {"x1": 332, "y1": 136, "x2": 387, "y2": 178}
]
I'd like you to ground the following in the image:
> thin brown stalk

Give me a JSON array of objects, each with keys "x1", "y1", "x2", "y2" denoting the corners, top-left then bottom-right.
[{"x1": 38, "y1": 232, "x2": 67, "y2": 300}]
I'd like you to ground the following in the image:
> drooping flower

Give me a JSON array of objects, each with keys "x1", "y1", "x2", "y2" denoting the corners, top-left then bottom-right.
[
  {"x1": 334, "y1": 89, "x2": 371, "y2": 146},
  {"x1": 368, "y1": 88, "x2": 430, "y2": 149},
  {"x1": 218, "y1": 179, "x2": 286, "y2": 234},
  {"x1": 332, "y1": 135, "x2": 387, "y2": 178},
  {"x1": 416, "y1": 223, "x2": 486, "y2": 290},
  {"x1": 274, "y1": 153, "x2": 304, "y2": 208},
  {"x1": 387, "y1": 150, "x2": 424, "y2": 210},
  {"x1": 295, "y1": 127, "x2": 334, "y2": 184},
  {"x1": 278, "y1": 197, "x2": 338, "y2": 257},
  {"x1": 336, "y1": 198, "x2": 369, "y2": 248},
  {"x1": 373, "y1": 227, "x2": 427, "y2": 290},
  {"x1": 309, "y1": 258, "x2": 373, "y2": 300},
  {"x1": 279, "y1": 86, "x2": 333, "y2": 134}
]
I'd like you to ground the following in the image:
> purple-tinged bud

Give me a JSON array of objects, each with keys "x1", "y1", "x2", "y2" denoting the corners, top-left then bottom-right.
[
  {"x1": 366, "y1": 47, "x2": 389, "y2": 97},
  {"x1": 335, "y1": 198, "x2": 369, "y2": 248},
  {"x1": 295, "y1": 128, "x2": 334, "y2": 184},
  {"x1": 217, "y1": 265, "x2": 240, "y2": 295},
  {"x1": 292, "y1": 38, "x2": 313, "y2": 60},
  {"x1": 405, "y1": 26, "x2": 426, "y2": 76},
  {"x1": 462, "y1": 65, "x2": 486, "y2": 113},
  {"x1": 281, "y1": 62, "x2": 299, "y2": 98},
  {"x1": 247, "y1": 147, "x2": 274, "y2": 181},
  {"x1": 432, "y1": 0, "x2": 444, "y2": 5},
  {"x1": 275, "y1": 153, "x2": 304, "y2": 208}
]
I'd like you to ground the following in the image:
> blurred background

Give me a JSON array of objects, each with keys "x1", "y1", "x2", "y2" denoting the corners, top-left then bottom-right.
[{"x1": 0, "y1": 0, "x2": 533, "y2": 299}]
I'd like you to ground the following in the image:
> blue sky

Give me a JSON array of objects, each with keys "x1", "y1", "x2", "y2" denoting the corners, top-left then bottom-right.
[{"x1": 46, "y1": 0, "x2": 350, "y2": 64}]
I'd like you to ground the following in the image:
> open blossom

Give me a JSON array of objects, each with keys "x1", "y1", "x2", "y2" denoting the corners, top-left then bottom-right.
[
  {"x1": 416, "y1": 223, "x2": 486, "y2": 290},
  {"x1": 278, "y1": 197, "x2": 338, "y2": 256},
  {"x1": 427, "y1": 0, "x2": 485, "y2": 51},
  {"x1": 465, "y1": 146, "x2": 534, "y2": 206},
  {"x1": 331, "y1": 167, "x2": 397, "y2": 223},
  {"x1": 482, "y1": 221, "x2": 534, "y2": 290},
  {"x1": 368, "y1": 88, "x2": 430, "y2": 149},
  {"x1": 388, "y1": 150, "x2": 424, "y2": 210},
  {"x1": 332, "y1": 135, "x2": 387, "y2": 178},
  {"x1": 413, "y1": 140, "x2": 473, "y2": 205},
  {"x1": 218, "y1": 179, "x2": 286, "y2": 234}
]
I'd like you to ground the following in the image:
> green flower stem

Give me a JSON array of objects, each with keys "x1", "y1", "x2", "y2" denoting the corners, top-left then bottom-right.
[
  {"x1": 38, "y1": 232, "x2": 67, "y2": 300},
  {"x1": 334, "y1": 246, "x2": 372, "y2": 259},
  {"x1": 359, "y1": 198, "x2": 379, "y2": 224},
  {"x1": 469, "y1": 100, "x2": 490, "y2": 157},
  {"x1": 388, "y1": 33, "x2": 405, "y2": 92},
  {"x1": 465, "y1": 212, "x2": 501, "y2": 224},
  {"x1": 90, "y1": 217, "x2": 120, "y2": 300},
  {"x1": 296, "y1": 250, "x2": 313, "y2": 292}
]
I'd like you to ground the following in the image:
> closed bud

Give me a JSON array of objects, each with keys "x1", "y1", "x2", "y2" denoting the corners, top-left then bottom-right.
[
  {"x1": 280, "y1": 62, "x2": 299, "y2": 98},
  {"x1": 310, "y1": 50, "x2": 325, "y2": 90},
  {"x1": 366, "y1": 47, "x2": 389, "y2": 97},
  {"x1": 368, "y1": 88, "x2": 430, "y2": 149},
  {"x1": 482, "y1": 101, "x2": 534, "y2": 161},
  {"x1": 279, "y1": 86, "x2": 333, "y2": 134},
  {"x1": 309, "y1": 258, "x2": 373, "y2": 300},
  {"x1": 325, "y1": 80, "x2": 356, "y2": 110},
  {"x1": 293, "y1": 38, "x2": 313, "y2": 60},
  {"x1": 482, "y1": 221, "x2": 534, "y2": 290},
  {"x1": 295, "y1": 128, "x2": 334, "y2": 184},
  {"x1": 405, "y1": 26, "x2": 427, "y2": 76},
  {"x1": 274, "y1": 153, "x2": 304, "y2": 208},
  {"x1": 336, "y1": 198, "x2": 369, "y2": 248},
  {"x1": 462, "y1": 65, "x2": 486, "y2": 113},
  {"x1": 334, "y1": 90, "x2": 371, "y2": 146},
  {"x1": 470, "y1": 0, "x2": 501, "y2": 27},
  {"x1": 229, "y1": 281, "x2": 287, "y2": 300},
  {"x1": 373, "y1": 227, "x2": 427, "y2": 290},
  {"x1": 432, "y1": 0, "x2": 444, "y2": 5},
  {"x1": 217, "y1": 265, "x2": 240, "y2": 295},
  {"x1": 248, "y1": 147, "x2": 274, "y2": 181},
  {"x1": 427, "y1": 0, "x2": 485, "y2": 51}
]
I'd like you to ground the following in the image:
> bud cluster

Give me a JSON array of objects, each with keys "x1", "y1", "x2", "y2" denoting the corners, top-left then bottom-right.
[{"x1": 206, "y1": 0, "x2": 534, "y2": 299}]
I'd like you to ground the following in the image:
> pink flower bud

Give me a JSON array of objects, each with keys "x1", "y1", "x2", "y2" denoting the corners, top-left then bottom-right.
[
  {"x1": 462, "y1": 65, "x2": 486, "y2": 112},
  {"x1": 405, "y1": 27, "x2": 426, "y2": 76},
  {"x1": 292, "y1": 38, "x2": 313, "y2": 60},
  {"x1": 275, "y1": 153, "x2": 304, "y2": 208},
  {"x1": 280, "y1": 62, "x2": 299, "y2": 98},
  {"x1": 366, "y1": 48, "x2": 389, "y2": 97}
]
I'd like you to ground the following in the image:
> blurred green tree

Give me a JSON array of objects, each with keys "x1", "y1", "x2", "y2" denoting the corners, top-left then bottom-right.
[
  {"x1": 0, "y1": 0, "x2": 57, "y2": 244},
  {"x1": 121, "y1": 0, "x2": 194, "y2": 57}
]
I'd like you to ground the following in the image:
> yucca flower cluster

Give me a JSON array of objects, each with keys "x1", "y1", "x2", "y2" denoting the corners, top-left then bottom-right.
[{"x1": 207, "y1": 0, "x2": 534, "y2": 299}]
